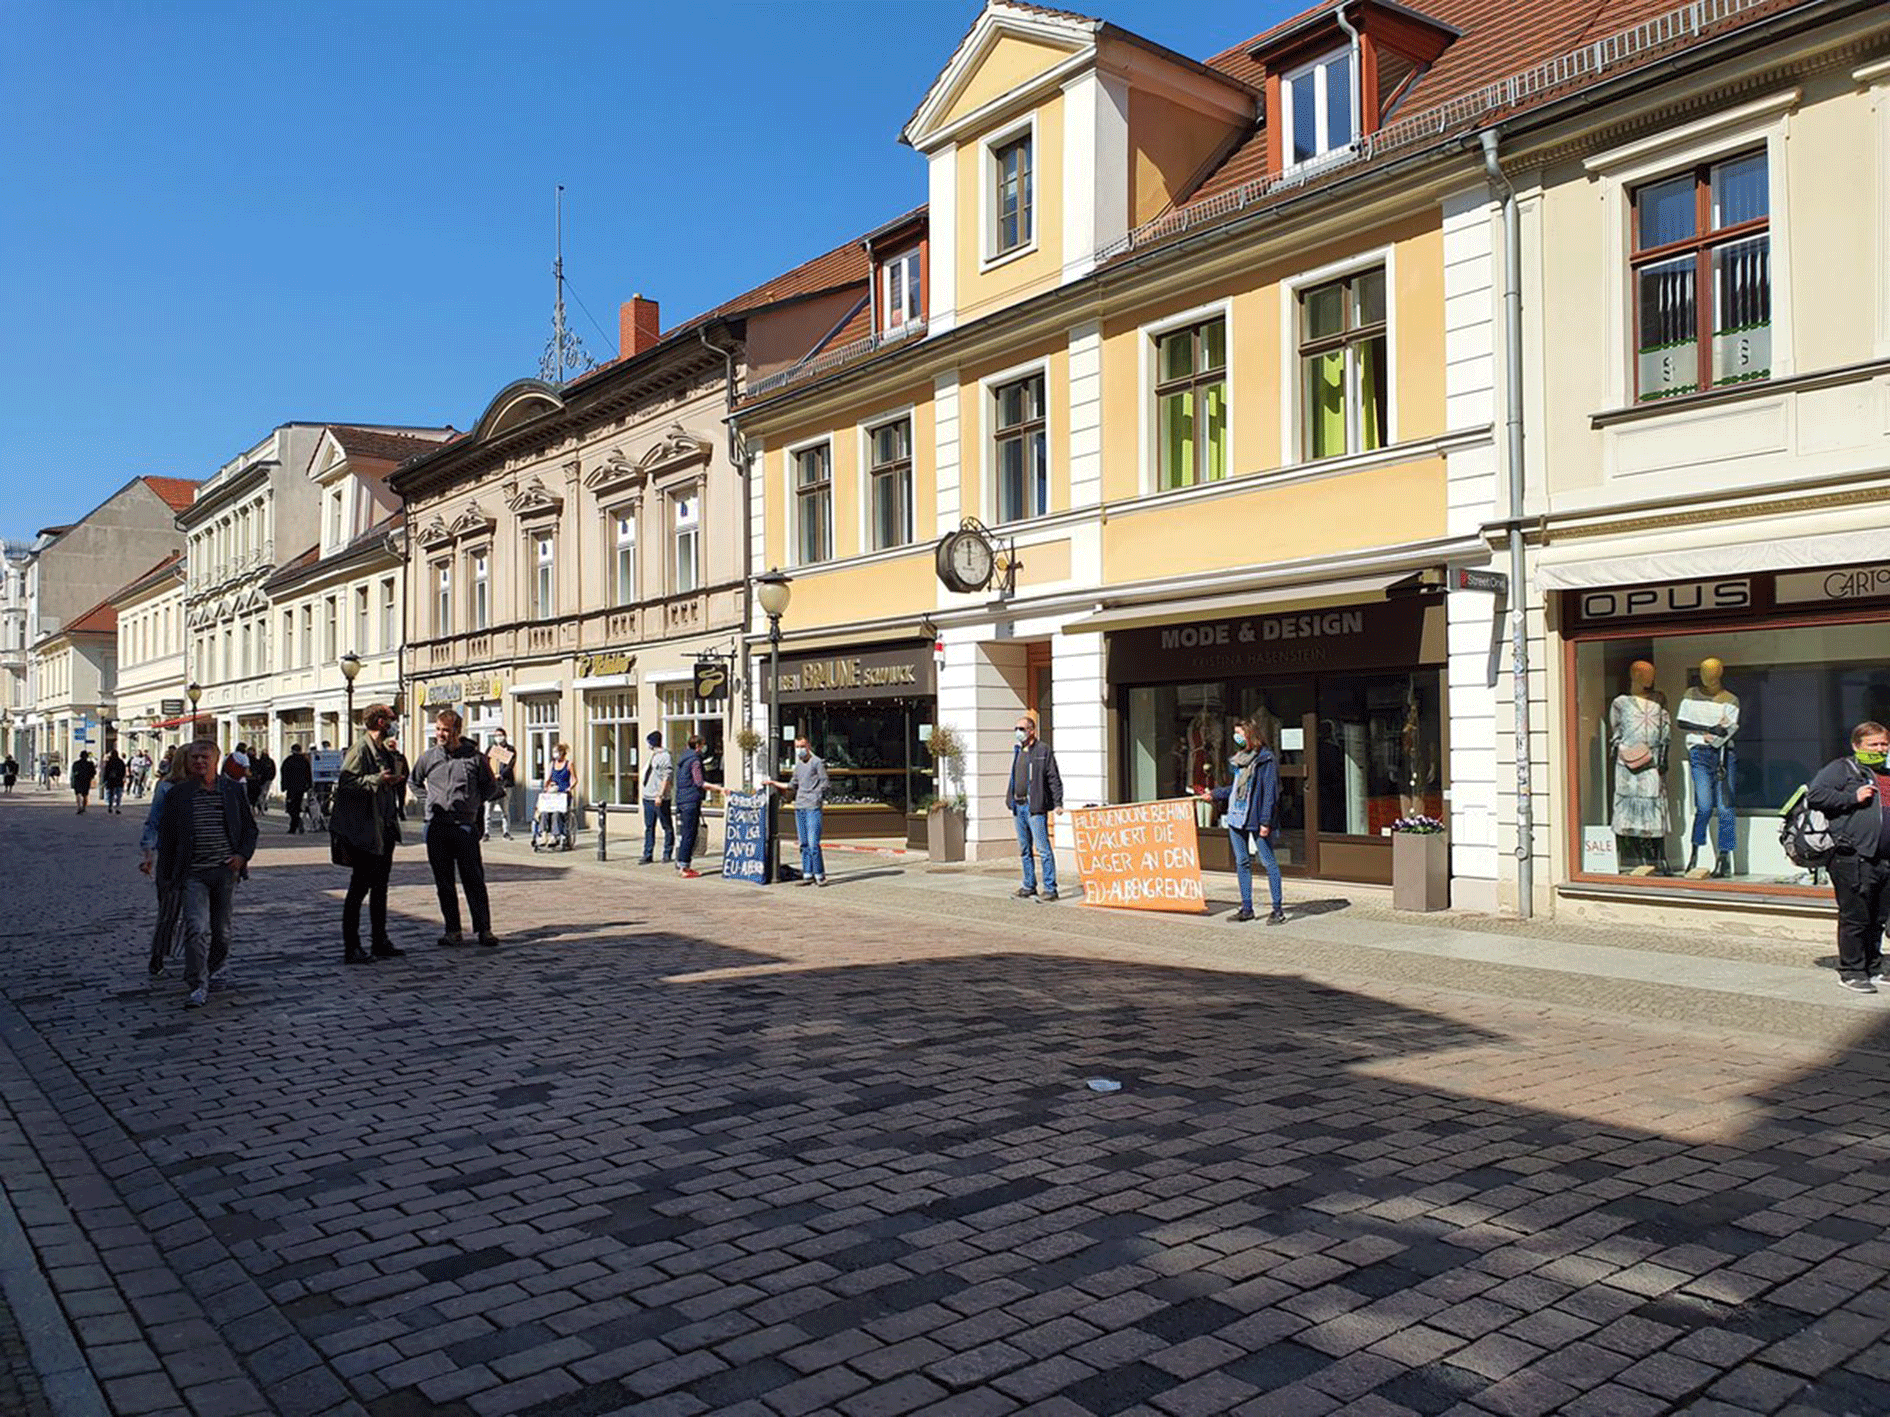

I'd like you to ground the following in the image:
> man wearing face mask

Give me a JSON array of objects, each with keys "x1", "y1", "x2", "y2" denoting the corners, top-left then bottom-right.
[
  {"x1": 769, "y1": 735, "x2": 830, "y2": 885},
  {"x1": 1006, "y1": 712, "x2": 1064, "y2": 901},
  {"x1": 1809, "y1": 720, "x2": 1890, "y2": 993}
]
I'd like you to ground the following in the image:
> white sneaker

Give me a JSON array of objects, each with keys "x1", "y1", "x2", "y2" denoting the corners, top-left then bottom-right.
[{"x1": 185, "y1": 986, "x2": 208, "y2": 1008}]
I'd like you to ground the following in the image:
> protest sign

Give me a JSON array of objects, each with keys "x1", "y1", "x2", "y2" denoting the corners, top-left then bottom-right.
[
  {"x1": 309, "y1": 750, "x2": 343, "y2": 785},
  {"x1": 1068, "y1": 798, "x2": 1207, "y2": 913},
  {"x1": 721, "y1": 789, "x2": 775, "y2": 885}
]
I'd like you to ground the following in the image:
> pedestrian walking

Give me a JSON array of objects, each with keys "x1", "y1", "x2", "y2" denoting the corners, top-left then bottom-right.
[
  {"x1": 1809, "y1": 721, "x2": 1890, "y2": 993},
  {"x1": 329, "y1": 704, "x2": 406, "y2": 966},
  {"x1": 70, "y1": 750, "x2": 97, "y2": 814},
  {"x1": 151, "y1": 741, "x2": 259, "y2": 1009},
  {"x1": 673, "y1": 734, "x2": 709, "y2": 878},
  {"x1": 280, "y1": 743, "x2": 312, "y2": 833},
  {"x1": 249, "y1": 748, "x2": 276, "y2": 813},
  {"x1": 1006, "y1": 713, "x2": 1063, "y2": 901},
  {"x1": 2, "y1": 755, "x2": 17, "y2": 793},
  {"x1": 484, "y1": 729, "x2": 516, "y2": 840},
  {"x1": 43, "y1": 755, "x2": 59, "y2": 791},
  {"x1": 638, "y1": 731, "x2": 674, "y2": 864},
  {"x1": 1202, "y1": 719, "x2": 1286, "y2": 924},
  {"x1": 411, "y1": 709, "x2": 501, "y2": 948},
  {"x1": 100, "y1": 749, "x2": 127, "y2": 814},
  {"x1": 139, "y1": 749, "x2": 194, "y2": 974},
  {"x1": 534, "y1": 743, "x2": 576, "y2": 851},
  {"x1": 769, "y1": 736, "x2": 830, "y2": 885}
]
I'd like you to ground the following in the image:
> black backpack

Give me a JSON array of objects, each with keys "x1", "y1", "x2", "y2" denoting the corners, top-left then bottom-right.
[{"x1": 1779, "y1": 762, "x2": 1866, "y2": 869}]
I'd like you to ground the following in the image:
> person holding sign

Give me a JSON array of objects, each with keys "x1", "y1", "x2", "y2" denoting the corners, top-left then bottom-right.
[
  {"x1": 1202, "y1": 718, "x2": 1285, "y2": 925},
  {"x1": 674, "y1": 734, "x2": 710, "y2": 878},
  {"x1": 1007, "y1": 713, "x2": 1064, "y2": 902},
  {"x1": 769, "y1": 736, "x2": 830, "y2": 885}
]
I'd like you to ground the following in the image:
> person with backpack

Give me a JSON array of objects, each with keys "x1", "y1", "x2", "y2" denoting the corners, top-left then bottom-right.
[
  {"x1": 70, "y1": 751, "x2": 97, "y2": 813},
  {"x1": 1808, "y1": 721, "x2": 1890, "y2": 994}
]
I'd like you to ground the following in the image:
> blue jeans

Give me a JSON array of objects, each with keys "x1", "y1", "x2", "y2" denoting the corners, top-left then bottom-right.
[
  {"x1": 676, "y1": 799, "x2": 702, "y2": 869},
  {"x1": 1013, "y1": 805, "x2": 1057, "y2": 895},
  {"x1": 1229, "y1": 827, "x2": 1282, "y2": 913},
  {"x1": 641, "y1": 798, "x2": 674, "y2": 862},
  {"x1": 1688, "y1": 745, "x2": 1736, "y2": 853},
  {"x1": 796, "y1": 806, "x2": 826, "y2": 880}
]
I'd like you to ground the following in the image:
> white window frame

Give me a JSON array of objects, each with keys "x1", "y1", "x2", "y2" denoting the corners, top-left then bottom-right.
[
  {"x1": 980, "y1": 112, "x2": 1039, "y2": 270},
  {"x1": 433, "y1": 562, "x2": 452, "y2": 637},
  {"x1": 1281, "y1": 46, "x2": 1355, "y2": 171},
  {"x1": 882, "y1": 248, "x2": 923, "y2": 331},
  {"x1": 858, "y1": 407, "x2": 917, "y2": 553},
  {"x1": 532, "y1": 533, "x2": 556, "y2": 620},
  {"x1": 671, "y1": 487, "x2": 702, "y2": 593},
  {"x1": 610, "y1": 509, "x2": 638, "y2": 606},
  {"x1": 1278, "y1": 244, "x2": 1399, "y2": 467},
  {"x1": 1137, "y1": 298, "x2": 1236, "y2": 496},
  {"x1": 379, "y1": 577, "x2": 397, "y2": 648},
  {"x1": 978, "y1": 357, "x2": 1054, "y2": 526},
  {"x1": 354, "y1": 584, "x2": 369, "y2": 656},
  {"x1": 469, "y1": 550, "x2": 490, "y2": 631},
  {"x1": 785, "y1": 439, "x2": 834, "y2": 567}
]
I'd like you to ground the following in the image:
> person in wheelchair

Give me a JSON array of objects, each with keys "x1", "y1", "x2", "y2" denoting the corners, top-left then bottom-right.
[{"x1": 533, "y1": 742, "x2": 577, "y2": 851}]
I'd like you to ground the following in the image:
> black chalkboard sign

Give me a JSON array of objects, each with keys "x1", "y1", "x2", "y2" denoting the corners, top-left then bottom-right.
[{"x1": 721, "y1": 789, "x2": 776, "y2": 885}]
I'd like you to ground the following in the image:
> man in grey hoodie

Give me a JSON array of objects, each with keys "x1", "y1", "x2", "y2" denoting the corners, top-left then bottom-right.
[{"x1": 411, "y1": 709, "x2": 500, "y2": 947}]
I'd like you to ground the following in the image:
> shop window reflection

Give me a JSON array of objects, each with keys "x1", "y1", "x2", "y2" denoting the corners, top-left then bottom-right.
[{"x1": 1317, "y1": 673, "x2": 1443, "y2": 837}]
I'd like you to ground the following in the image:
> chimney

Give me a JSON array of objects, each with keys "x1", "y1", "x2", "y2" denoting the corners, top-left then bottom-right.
[{"x1": 620, "y1": 295, "x2": 661, "y2": 358}]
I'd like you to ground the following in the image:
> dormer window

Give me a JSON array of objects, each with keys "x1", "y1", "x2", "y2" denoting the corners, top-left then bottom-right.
[
  {"x1": 882, "y1": 248, "x2": 923, "y2": 332},
  {"x1": 1283, "y1": 48, "x2": 1353, "y2": 167},
  {"x1": 985, "y1": 123, "x2": 1035, "y2": 262}
]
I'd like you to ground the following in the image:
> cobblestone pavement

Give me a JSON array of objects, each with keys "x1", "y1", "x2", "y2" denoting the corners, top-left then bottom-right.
[{"x1": 3, "y1": 789, "x2": 1890, "y2": 1417}]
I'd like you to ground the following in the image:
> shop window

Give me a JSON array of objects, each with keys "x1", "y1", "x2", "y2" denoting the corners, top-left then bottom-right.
[
  {"x1": 992, "y1": 373, "x2": 1047, "y2": 524},
  {"x1": 586, "y1": 690, "x2": 638, "y2": 807},
  {"x1": 793, "y1": 447, "x2": 832, "y2": 565},
  {"x1": 1573, "y1": 623, "x2": 1890, "y2": 885},
  {"x1": 882, "y1": 248, "x2": 922, "y2": 332},
  {"x1": 784, "y1": 701, "x2": 933, "y2": 816},
  {"x1": 1282, "y1": 48, "x2": 1353, "y2": 168},
  {"x1": 533, "y1": 533, "x2": 556, "y2": 619},
  {"x1": 469, "y1": 553, "x2": 489, "y2": 631},
  {"x1": 1154, "y1": 317, "x2": 1228, "y2": 490},
  {"x1": 433, "y1": 563, "x2": 451, "y2": 636},
  {"x1": 660, "y1": 684, "x2": 723, "y2": 785},
  {"x1": 867, "y1": 419, "x2": 913, "y2": 551},
  {"x1": 613, "y1": 513, "x2": 637, "y2": 606},
  {"x1": 522, "y1": 694, "x2": 561, "y2": 788},
  {"x1": 1632, "y1": 151, "x2": 1770, "y2": 401},
  {"x1": 1315, "y1": 673, "x2": 1442, "y2": 837},
  {"x1": 672, "y1": 490, "x2": 701, "y2": 593},
  {"x1": 1299, "y1": 267, "x2": 1387, "y2": 460}
]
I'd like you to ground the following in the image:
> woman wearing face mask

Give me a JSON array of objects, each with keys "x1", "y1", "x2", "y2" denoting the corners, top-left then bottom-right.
[
  {"x1": 769, "y1": 736, "x2": 830, "y2": 885},
  {"x1": 536, "y1": 743, "x2": 577, "y2": 851},
  {"x1": 1808, "y1": 720, "x2": 1890, "y2": 992},
  {"x1": 1201, "y1": 719, "x2": 1285, "y2": 924}
]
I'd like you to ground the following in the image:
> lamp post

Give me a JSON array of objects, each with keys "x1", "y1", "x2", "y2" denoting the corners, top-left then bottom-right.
[
  {"x1": 186, "y1": 682, "x2": 202, "y2": 741},
  {"x1": 340, "y1": 652, "x2": 362, "y2": 742},
  {"x1": 754, "y1": 570, "x2": 792, "y2": 783}
]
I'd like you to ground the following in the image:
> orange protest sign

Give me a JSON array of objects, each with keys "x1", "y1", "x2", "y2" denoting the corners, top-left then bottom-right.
[{"x1": 1069, "y1": 798, "x2": 1208, "y2": 913}]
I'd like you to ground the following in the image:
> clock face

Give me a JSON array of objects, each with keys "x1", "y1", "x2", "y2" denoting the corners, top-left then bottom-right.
[{"x1": 948, "y1": 531, "x2": 994, "y2": 591}]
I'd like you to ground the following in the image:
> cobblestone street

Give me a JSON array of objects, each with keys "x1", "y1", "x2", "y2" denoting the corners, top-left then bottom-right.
[{"x1": 3, "y1": 789, "x2": 1890, "y2": 1417}]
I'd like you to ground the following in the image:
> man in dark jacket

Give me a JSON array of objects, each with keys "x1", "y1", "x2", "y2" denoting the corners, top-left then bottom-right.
[
  {"x1": 673, "y1": 735, "x2": 709, "y2": 878},
  {"x1": 156, "y1": 741, "x2": 260, "y2": 1008},
  {"x1": 1808, "y1": 720, "x2": 1890, "y2": 993},
  {"x1": 280, "y1": 744, "x2": 313, "y2": 833},
  {"x1": 1005, "y1": 712, "x2": 1064, "y2": 901},
  {"x1": 249, "y1": 748, "x2": 276, "y2": 812},
  {"x1": 411, "y1": 708, "x2": 500, "y2": 947}
]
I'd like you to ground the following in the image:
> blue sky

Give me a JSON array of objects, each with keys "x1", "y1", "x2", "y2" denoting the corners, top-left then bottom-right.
[{"x1": 0, "y1": 0, "x2": 1293, "y2": 541}]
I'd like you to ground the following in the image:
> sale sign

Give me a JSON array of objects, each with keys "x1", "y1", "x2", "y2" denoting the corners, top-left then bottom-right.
[{"x1": 1068, "y1": 799, "x2": 1208, "y2": 914}]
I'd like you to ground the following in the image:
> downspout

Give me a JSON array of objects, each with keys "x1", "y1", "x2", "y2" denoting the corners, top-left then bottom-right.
[
  {"x1": 1332, "y1": 2, "x2": 1362, "y2": 150},
  {"x1": 1480, "y1": 127, "x2": 1533, "y2": 920},
  {"x1": 698, "y1": 324, "x2": 748, "y2": 781}
]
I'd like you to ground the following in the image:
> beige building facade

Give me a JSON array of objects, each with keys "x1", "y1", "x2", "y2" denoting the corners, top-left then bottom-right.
[{"x1": 110, "y1": 555, "x2": 190, "y2": 757}]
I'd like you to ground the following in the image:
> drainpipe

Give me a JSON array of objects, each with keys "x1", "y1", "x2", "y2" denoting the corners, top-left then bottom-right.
[
  {"x1": 1480, "y1": 127, "x2": 1533, "y2": 920},
  {"x1": 1333, "y1": 2, "x2": 1362, "y2": 149},
  {"x1": 698, "y1": 324, "x2": 748, "y2": 771}
]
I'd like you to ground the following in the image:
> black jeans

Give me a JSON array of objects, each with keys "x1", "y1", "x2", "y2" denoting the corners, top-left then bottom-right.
[
  {"x1": 285, "y1": 788, "x2": 305, "y2": 831},
  {"x1": 676, "y1": 800, "x2": 702, "y2": 869},
  {"x1": 343, "y1": 850, "x2": 394, "y2": 952},
  {"x1": 425, "y1": 817, "x2": 491, "y2": 936},
  {"x1": 1831, "y1": 853, "x2": 1890, "y2": 980}
]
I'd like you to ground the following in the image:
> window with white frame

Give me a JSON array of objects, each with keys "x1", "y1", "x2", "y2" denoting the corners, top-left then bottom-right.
[
  {"x1": 379, "y1": 578, "x2": 396, "y2": 647},
  {"x1": 612, "y1": 512, "x2": 637, "y2": 605},
  {"x1": 992, "y1": 132, "x2": 1034, "y2": 257},
  {"x1": 323, "y1": 596, "x2": 338, "y2": 663},
  {"x1": 992, "y1": 373, "x2": 1048, "y2": 524},
  {"x1": 1154, "y1": 317, "x2": 1228, "y2": 489},
  {"x1": 867, "y1": 418, "x2": 913, "y2": 551},
  {"x1": 794, "y1": 446, "x2": 832, "y2": 564},
  {"x1": 470, "y1": 552, "x2": 489, "y2": 631},
  {"x1": 1282, "y1": 48, "x2": 1354, "y2": 167},
  {"x1": 672, "y1": 491, "x2": 701, "y2": 592},
  {"x1": 1631, "y1": 150, "x2": 1770, "y2": 402},
  {"x1": 532, "y1": 534, "x2": 556, "y2": 619},
  {"x1": 354, "y1": 585, "x2": 369, "y2": 655},
  {"x1": 299, "y1": 605, "x2": 313, "y2": 666},
  {"x1": 325, "y1": 487, "x2": 344, "y2": 550},
  {"x1": 1298, "y1": 267, "x2": 1387, "y2": 460},
  {"x1": 882, "y1": 249, "x2": 922, "y2": 332},
  {"x1": 434, "y1": 563, "x2": 452, "y2": 636},
  {"x1": 280, "y1": 611, "x2": 293, "y2": 670}
]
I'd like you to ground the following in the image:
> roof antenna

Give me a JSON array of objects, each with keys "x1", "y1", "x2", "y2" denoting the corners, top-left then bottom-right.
[{"x1": 540, "y1": 183, "x2": 595, "y2": 385}]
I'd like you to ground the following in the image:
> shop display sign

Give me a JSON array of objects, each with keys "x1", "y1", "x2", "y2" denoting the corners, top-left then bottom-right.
[
  {"x1": 1570, "y1": 579, "x2": 1752, "y2": 626},
  {"x1": 1069, "y1": 799, "x2": 1208, "y2": 914},
  {"x1": 419, "y1": 678, "x2": 504, "y2": 706},
  {"x1": 772, "y1": 643, "x2": 937, "y2": 703},
  {"x1": 160, "y1": 698, "x2": 185, "y2": 715},
  {"x1": 577, "y1": 651, "x2": 635, "y2": 678},
  {"x1": 1580, "y1": 825, "x2": 1619, "y2": 875},
  {"x1": 720, "y1": 790, "x2": 775, "y2": 885},
  {"x1": 1110, "y1": 598, "x2": 1440, "y2": 683},
  {"x1": 1774, "y1": 564, "x2": 1890, "y2": 608}
]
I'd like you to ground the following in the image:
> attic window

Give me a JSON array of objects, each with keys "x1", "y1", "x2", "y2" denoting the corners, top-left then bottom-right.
[
  {"x1": 882, "y1": 248, "x2": 922, "y2": 332},
  {"x1": 1283, "y1": 48, "x2": 1354, "y2": 166}
]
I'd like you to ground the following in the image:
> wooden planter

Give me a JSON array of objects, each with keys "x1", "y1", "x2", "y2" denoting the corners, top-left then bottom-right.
[
  {"x1": 1392, "y1": 831, "x2": 1449, "y2": 912},
  {"x1": 926, "y1": 807, "x2": 967, "y2": 862}
]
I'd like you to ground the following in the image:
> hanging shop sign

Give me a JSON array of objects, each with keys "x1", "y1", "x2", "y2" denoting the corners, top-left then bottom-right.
[
  {"x1": 1069, "y1": 799, "x2": 1208, "y2": 914},
  {"x1": 692, "y1": 659, "x2": 730, "y2": 701},
  {"x1": 1109, "y1": 598, "x2": 1441, "y2": 683},
  {"x1": 769, "y1": 642, "x2": 937, "y2": 703}
]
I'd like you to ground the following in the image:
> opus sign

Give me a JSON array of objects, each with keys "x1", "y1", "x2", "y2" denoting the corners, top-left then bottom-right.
[{"x1": 1571, "y1": 580, "x2": 1753, "y2": 624}]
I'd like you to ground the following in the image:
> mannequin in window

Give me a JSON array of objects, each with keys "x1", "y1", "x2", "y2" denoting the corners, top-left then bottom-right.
[
  {"x1": 1678, "y1": 656, "x2": 1740, "y2": 878},
  {"x1": 1608, "y1": 660, "x2": 1670, "y2": 875}
]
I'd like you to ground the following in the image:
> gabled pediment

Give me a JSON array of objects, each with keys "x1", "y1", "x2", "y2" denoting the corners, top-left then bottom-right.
[
  {"x1": 583, "y1": 447, "x2": 643, "y2": 497},
  {"x1": 504, "y1": 476, "x2": 565, "y2": 519},
  {"x1": 640, "y1": 424, "x2": 713, "y2": 478},
  {"x1": 901, "y1": 1, "x2": 1097, "y2": 152},
  {"x1": 446, "y1": 503, "x2": 494, "y2": 540},
  {"x1": 417, "y1": 515, "x2": 453, "y2": 549}
]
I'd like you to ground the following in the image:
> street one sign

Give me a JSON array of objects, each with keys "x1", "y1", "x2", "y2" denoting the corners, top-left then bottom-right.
[{"x1": 1452, "y1": 569, "x2": 1509, "y2": 594}]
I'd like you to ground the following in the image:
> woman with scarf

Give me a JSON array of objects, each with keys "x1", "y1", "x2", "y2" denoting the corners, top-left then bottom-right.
[
  {"x1": 1204, "y1": 719, "x2": 1285, "y2": 924},
  {"x1": 329, "y1": 704, "x2": 407, "y2": 965}
]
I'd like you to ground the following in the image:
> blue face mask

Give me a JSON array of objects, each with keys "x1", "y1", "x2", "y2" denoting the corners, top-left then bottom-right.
[{"x1": 1233, "y1": 731, "x2": 1248, "y2": 749}]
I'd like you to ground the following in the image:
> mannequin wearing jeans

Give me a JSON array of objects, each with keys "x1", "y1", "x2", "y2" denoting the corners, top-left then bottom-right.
[{"x1": 1679, "y1": 660, "x2": 1739, "y2": 878}]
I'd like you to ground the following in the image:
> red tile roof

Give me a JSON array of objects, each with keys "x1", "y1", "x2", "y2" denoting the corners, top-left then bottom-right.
[
  {"x1": 140, "y1": 476, "x2": 201, "y2": 513},
  {"x1": 329, "y1": 426, "x2": 455, "y2": 466}
]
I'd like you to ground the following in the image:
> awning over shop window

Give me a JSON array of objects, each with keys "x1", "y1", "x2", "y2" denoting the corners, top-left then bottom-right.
[
  {"x1": 1064, "y1": 573, "x2": 1411, "y2": 636},
  {"x1": 1535, "y1": 528, "x2": 1890, "y2": 591}
]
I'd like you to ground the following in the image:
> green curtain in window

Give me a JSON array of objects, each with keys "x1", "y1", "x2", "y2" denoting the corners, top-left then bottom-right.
[
  {"x1": 1358, "y1": 336, "x2": 1387, "y2": 453},
  {"x1": 1306, "y1": 351, "x2": 1345, "y2": 459},
  {"x1": 1202, "y1": 381, "x2": 1227, "y2": 481},
  {"x1": 1160, "y1": 391, "x2": 1194, "y2": 490}
]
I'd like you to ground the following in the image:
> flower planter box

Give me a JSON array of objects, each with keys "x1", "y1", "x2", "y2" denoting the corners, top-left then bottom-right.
[
  {"x1": 926, "y1": 807, "x2": 967, "y2": 862},
  {"x1": 1392, "y1": 831, "x2": 1449, "y2": 912}
]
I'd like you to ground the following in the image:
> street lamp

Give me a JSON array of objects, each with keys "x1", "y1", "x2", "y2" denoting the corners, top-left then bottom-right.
[
  {"x1": 755, "y1": 569, "x2": 792, "y2": 781},
  {"x1": 186, "y1": 682, "x2": 202, "y2": 741},
  {"x1": 339, "y1": 652, "x2": 362, "y2": 741}
]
